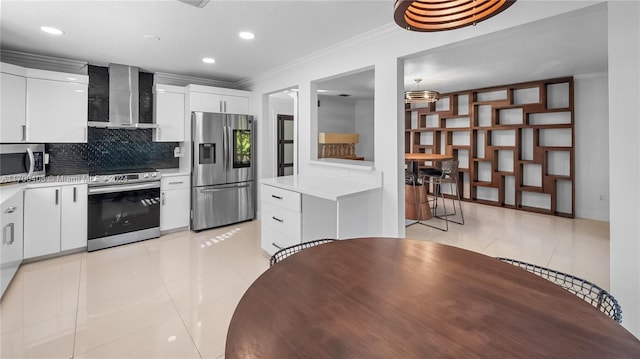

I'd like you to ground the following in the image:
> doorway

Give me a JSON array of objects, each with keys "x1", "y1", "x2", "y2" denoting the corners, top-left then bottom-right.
[{"x1": 277, "y1": 114, "x2": 294, "y2": 176}]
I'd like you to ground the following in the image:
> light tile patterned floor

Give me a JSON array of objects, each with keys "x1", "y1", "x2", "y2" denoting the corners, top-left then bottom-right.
[{"x1": 0, "y1": 203, "x2": 609, "y2": 358}]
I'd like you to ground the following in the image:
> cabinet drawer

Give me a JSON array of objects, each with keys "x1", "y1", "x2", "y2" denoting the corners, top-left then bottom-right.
[
  {"x1": 261, "y1": 225, "x2": 300, "y2": 256},
  {"x1": 261, "y1": 184, "x2": 301, "y2": 212},
  {"x1": 261, "y1": 202, "x2": 301, "y2": 240},
  {"x1": 161, "y1": 175, "x2": 190, "y2": 190}
]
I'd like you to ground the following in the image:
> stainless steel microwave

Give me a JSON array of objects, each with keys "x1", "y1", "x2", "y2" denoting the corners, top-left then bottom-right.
[{"x1": 0, "y1": 144, "x2": 46, "y2": 183}]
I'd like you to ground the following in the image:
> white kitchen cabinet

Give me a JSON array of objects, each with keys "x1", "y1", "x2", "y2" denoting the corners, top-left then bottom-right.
[
  {"x1": 153, "y1": 84, "x2": 185, "y2": 142},
  {"x1": 260, "y1": 175, "x2": 383, "y2": 256},
  {"x1": 26, "y1": 69, "x2": 88, "y2": 143},
  {"x1": 1, "y1": 190, "x2": 24, "y2": 298},
  {"x1": 24, "y1": 183, "x2": 87, "y2": 259},
  {"x1": 1, "y1": 63, "x2": 27, "y2": 143},
  {"x1": 24, "y1": 186, "x2": 61, "y2": 258},
  {"x1": 260, "y1": 184, "x2": 302, "y2": 255},
  {"x1": 60, "y1": 184, "x2": 87, "y2": 251},
  {"x1": 160, "y1": 175, "x2": 190, "y2": 232},
  {"x1": 187, "y1": 84, "x2": 250, "y2": 114}
]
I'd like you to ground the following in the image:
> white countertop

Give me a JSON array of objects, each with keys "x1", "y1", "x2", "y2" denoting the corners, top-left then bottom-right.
[
  {"x1": 0, "y1": 183, "x2": 25, "y2": 204},
  {"x1": 1, "y1": 175, "x2": 90, "y2": 200},
  {"x1": 261, "y1": 175, "x2": 381, "y2": 201},
  {"x1": 157, "y1": 168, "x2": 190, "y2": 177}
]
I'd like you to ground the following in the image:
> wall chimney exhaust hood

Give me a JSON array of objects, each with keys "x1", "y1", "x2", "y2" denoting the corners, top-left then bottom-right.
[{"x1": 87, "y1": 63, "x2": 157, "y2": 129}]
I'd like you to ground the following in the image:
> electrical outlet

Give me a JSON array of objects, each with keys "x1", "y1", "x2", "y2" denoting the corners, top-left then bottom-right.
[{"x1": 340, "y1": 170, "x2": 349, "y2": 178}]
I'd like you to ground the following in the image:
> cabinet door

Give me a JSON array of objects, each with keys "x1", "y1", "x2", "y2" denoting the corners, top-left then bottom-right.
[
  {"x1": 222, "y1": 95, "x2": 249, "y2": 114},
  {"x1": 154, "y1": 90, "x2": 185, "y2": 142},
  {"x1": 1, "y1": 192, "x2": 24, "y2": 297},
  {"x1": 160, "y1": 188, "x2": 190, "y2": 231},
  {"x1": 27, "y1": 78, "x2": 88, "y2": 143},
  {"x1": 60, "y1": 184, "x2": 87, "y2": 251},
  {"x1": 24, "y1": 187, "x2": 61, "y2": 259},
  {"x1": 189, "y1": 92, "x2": 223, "y2": 113},
  {"x1": 0, "y1": 72, "x2": 27, "y2": 143}
]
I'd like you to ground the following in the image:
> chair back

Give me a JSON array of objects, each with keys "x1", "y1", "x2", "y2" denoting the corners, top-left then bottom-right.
[
  {"x1": 441, "y1": 160, "x2": 459, "y2": 180},
  {"x1": 497, "y1": 257, "x2": 622, "y2": 323},
  {"x1": 270, "y1": 239, "x2": 336, "y2": 266}
]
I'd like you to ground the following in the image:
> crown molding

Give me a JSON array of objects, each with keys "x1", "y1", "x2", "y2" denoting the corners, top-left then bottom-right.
[
  {"x1": 238, "y1": 22, "x2": 398, "y2": 89},
  {"x1": 0, "y1": 50, "x2": 88, "y2": 74},
  {"x1": 154, "y1": 72, "x2": 245, "y2": 90},
  {"x1": 574, "y1": 71, "x2": 608, "y2": 80}
]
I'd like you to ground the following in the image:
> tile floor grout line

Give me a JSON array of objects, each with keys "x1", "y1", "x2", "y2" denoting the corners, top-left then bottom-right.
[
  {"x1": 545, "y1": 235, "x2": 565, "y2": 268},
  {"x1": 141, "y1": 240, "x2": 205, "y2": 359},
  {"x1": 70, "y1": 253, "x2": 84, "y2": 359}
]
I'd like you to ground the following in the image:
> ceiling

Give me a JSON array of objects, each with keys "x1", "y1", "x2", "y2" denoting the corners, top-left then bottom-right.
[
  {"x1": 1, "y1": 1, "x2": 607, "y2": 97},
  {"x1": 404, "y1": 2, "x2": 608, "y2": 94},
  {"x1": 0, "y1": 0, "x2": 392, "y2": 85},
  {"x1": 318, "y1": 2, "x2": 607, "y2": 101}
]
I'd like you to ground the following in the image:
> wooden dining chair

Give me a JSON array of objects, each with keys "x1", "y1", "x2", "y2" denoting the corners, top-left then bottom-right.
[
  {"x1": 270, "y1": 239, "x2": 336, "y2": 266},
  {"x1": 497, "y1": 257, "x2": 622, "y2": 323}
]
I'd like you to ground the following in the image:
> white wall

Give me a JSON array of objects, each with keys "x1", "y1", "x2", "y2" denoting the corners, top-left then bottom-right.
[
  {"x1": 317, "y1": 96, "x2": 356, "y2": 133},
  {"x1": 574, "y1": 73, "x2": 609, "y2": 221},
  {"x1": 608, "y1": 0, "x2": 640, "y2": 338},
  {"x1": 249, "y1": 2, "x2": 611, "y2": 250},
  {"x1": 355, "y1": 100, "x2": 375, "y2": 161}
]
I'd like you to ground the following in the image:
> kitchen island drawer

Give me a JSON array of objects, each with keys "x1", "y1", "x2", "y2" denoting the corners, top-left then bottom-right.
[
  {"x1": 261, "y1": 184, "x2": 300, "y2": 212},
  {"x1": 261, "y1": 225, "x2": 300, "y2": 256},
  {"x1": 261, "y1": 201, "x2": 301, "y2": 240}
]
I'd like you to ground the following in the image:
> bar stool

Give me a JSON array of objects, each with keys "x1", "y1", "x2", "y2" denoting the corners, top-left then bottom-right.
[
  {"x1": 419, "y1": 160, "x2": 464, "y2": 231},
  {"x1": 404, "y1": 167, "x2": 423, "y2": 226}
]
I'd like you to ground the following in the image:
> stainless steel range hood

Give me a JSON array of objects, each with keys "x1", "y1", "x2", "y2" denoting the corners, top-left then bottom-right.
[{"x1": 88, "y1": 63, "x2": 157, "y2": 129}]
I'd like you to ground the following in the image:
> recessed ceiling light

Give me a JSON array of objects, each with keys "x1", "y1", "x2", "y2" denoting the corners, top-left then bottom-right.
[
  {"x1": 40, "y1": 26, "x2": 64, "y2": 35},
  {"x1": 202, "y1": 57, "x2": 216, "y2": 64},
  {"x1": 239, "y1": 32, "x2": 255, "y2": 40}
]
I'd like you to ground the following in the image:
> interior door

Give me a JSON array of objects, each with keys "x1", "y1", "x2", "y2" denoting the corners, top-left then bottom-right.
[
  {"x1": 277, "y1": 114, "x2": 295, "y2": 176},
  {"x1": 192, "y1": 112, "x2": 226, "y2": 186},
  {"x1": 226, "y1": 114, "x2": 253, "y2": 184}
]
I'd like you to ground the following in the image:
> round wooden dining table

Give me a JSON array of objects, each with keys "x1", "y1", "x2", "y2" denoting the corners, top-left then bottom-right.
[{"x1": 226, "y1": 238, "x2": 640, "y2": 358}]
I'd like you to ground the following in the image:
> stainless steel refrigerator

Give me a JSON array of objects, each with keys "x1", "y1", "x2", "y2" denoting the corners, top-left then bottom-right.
[{"x1": 191, "y1": 112, "x2": 255, "y2": 231}]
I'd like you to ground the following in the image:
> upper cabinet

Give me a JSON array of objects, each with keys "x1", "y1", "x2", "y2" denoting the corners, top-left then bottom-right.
[
  {"x1": 1, "y1": 63, "x2": 88, "y2": 144},
  {"x1": 0, "y1": 63, "x2": 27, "y2": 142},
  {"x1": 187, "y1": 84, "x2": 250, "y2": 114},
  {"x1": 153, "y1": 84, "x2": 185, "y2": 142},
  {"x1": 26, "y1": 69, "x2": 88, "y2": 143}
]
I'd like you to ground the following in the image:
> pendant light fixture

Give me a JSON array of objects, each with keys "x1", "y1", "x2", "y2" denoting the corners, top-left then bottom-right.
[
  {"x1": 405, "y1": 79, "x2": 439, "y2": 103},
  {"x1": 394, "y1": 0, "x2": 517, "y2": 32}
]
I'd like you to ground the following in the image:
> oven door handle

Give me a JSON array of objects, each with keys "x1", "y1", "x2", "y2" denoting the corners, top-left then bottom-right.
[{"x1": 89, "y1": 181, "x2": 160, "y2": 194}]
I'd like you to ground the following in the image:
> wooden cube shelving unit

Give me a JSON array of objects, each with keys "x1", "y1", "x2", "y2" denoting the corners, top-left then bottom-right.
[{"x1": 404, "y1": 77, "x2": 575, "y2": 218}]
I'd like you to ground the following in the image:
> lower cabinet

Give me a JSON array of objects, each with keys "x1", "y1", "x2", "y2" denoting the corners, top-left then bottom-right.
[
  {"x1": 1, "y1": 190, "x2": 24, "y2": 298},
  {"x1": 260, "y1": 184, "x2": 302, "y2": 255},
  {"x1": 160, "y1": 175, "x2": 190, "y2": 232},
  {"x1": 24, "y1": 184, "x2": 87, "y2": 259}
]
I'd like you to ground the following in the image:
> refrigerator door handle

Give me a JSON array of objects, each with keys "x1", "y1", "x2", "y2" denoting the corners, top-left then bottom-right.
[
  {"x1": 224, "y1": 120, "x2": 230, "y2": 171},
  {"x1": 200, "y1": 183, "x2": 251, "y2": 193}
]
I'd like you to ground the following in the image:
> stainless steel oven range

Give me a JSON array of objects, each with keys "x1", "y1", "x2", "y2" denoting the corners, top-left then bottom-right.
[{"x1": 87, "y1": 169, "x2": 160, "y2": 251}]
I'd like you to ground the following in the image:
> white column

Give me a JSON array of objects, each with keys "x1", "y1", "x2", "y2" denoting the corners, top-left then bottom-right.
[
  {"x1": 609, "y1": 0, "x2": 640, "y2": 338},
  {"x1": 374, "y1": 57, "x2": 404, "y2": 237}
]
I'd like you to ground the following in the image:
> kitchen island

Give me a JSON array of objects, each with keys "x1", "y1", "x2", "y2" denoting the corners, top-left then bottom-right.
[{"x1": 260, "y1": 174, "x2": 382, "y2": 255}]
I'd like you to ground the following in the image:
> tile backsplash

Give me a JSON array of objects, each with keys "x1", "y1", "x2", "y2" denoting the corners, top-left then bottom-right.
[{"x1": 46, "y1": 128, "x2": 179, "y2": 175}]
